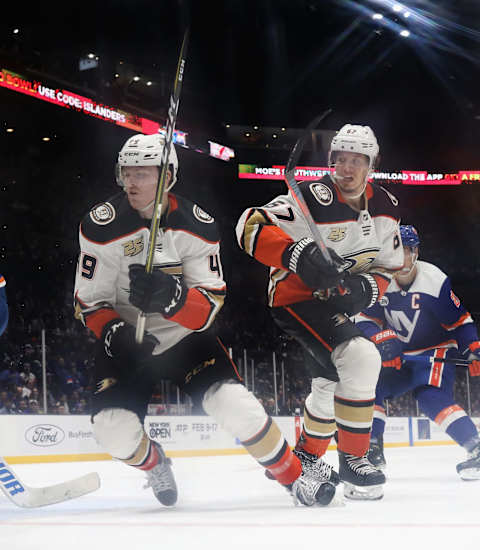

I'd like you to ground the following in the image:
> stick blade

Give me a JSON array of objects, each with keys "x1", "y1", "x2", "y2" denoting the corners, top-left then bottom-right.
[{"x1": 9, "y1": 472, "x2": 101, "y2": 508}]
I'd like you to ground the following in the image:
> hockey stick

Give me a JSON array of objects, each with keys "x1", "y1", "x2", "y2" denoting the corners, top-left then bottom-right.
[
  {"x1": 136, "y1": 27, "x2": 190, "y2": 344},
  {"x1": 284, "y1": 109, "x2": 337, "y2": 266},
  {"x1": 402, "y1": 354, "x2": 472, "y2": 367},
  {"x1": 0, "y1": 457, "x2": 100, "y2": 508}
]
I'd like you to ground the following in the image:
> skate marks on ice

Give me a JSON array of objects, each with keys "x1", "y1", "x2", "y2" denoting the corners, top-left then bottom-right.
[{"x1": 0, "y1": 447, "x2": 479, "y2": 550}]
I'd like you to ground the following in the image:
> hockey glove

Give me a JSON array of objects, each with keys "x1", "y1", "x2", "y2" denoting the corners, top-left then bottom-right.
[
  {"x1": 371, "y1": 329, "x2": 403, "y2": 370},
  {"x1": 282, "y1": 237, "x2": 345, "y2": 290},
  {"x1": 324, "y1": 272, "x2": 379, "y2": 316},
  {"x1": 128, "y1": 264, "x2": 187, "y2": 317},
  {"x1": 102, "y1": 319, "x2": 157, "y2": 366},
  {"x1": 466, "y1": 341, "x2": 480, "y2": 377}
]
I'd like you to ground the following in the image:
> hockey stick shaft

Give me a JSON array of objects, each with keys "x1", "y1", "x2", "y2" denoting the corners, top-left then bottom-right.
[
  {"x1": 0, "y1": 456, "x2": 100, "y2": 508},
  {"x1": 284, "y1": 109, "x2": 335, "y2": 265},
  {"x1": 402, "y1": 354, "x2": 472, "y2": 367},
  {"x1": 136, "y1": 27, "x2": 190, "y2": 344}
]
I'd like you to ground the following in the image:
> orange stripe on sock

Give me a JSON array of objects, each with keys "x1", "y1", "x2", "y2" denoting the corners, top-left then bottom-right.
[
  {"x1": 266, "y1": 447, "x2": 302, "y2": 486},
  {"x1": 337, "y1": 428, "x2": 370, "y2": 457},
  {"x1": 434, "y1": 404, "x2": 463, "y2": 425}
]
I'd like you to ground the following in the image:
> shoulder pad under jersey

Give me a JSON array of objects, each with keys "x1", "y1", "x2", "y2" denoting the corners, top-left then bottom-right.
[
  {"x1": 166, "y1": 194, "x2": 220, "y2": 243},
  {"x1": 80, "y1": 192, "x2": 148, "y2": 244},
  {"x1": 368, "y1": 183, "x2": 400, "y2": 219}
]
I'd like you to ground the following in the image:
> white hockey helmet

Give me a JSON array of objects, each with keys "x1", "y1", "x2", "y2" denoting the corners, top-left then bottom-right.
[
  {"x1": 328, "y1": 124, "x2": 379, "y2": 172},
  {"x1": 116, "y1": 133, "x2": 179, "y2": 191}
]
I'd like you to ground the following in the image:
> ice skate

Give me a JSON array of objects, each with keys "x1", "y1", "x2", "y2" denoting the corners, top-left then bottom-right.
[
  {"x1": 287, "y1": 473, "x2": 336, "y2": 507},
  {"x1": 144, "y1": 442, "x2": 178, "y2": 506},
  {"x1": 338, "y1": 451, "x2": 385, "y2": 500},
  {"x1": 293, "y1": 448, "x2": 340, "y2": 486},
  {"x1": 367, "y1": 436, "x2": 386, "y2": 471},
  {"x1": 456, "y1": 442, "x2": 480, "y2": 481}
]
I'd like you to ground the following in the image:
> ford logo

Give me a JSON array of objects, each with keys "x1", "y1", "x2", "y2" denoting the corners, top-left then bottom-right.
[{"x1": 25, "y1": 424, "x2": 65, "y2": 447}]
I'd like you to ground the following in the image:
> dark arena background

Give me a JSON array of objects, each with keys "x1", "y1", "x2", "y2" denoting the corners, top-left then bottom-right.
[{"x1": 1, "y1": 0, "x2": 479, "y2": 419}]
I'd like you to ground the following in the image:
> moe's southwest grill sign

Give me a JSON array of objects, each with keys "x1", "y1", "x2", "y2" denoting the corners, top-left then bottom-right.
[{"x1": 238, "y1": 164, "x2": 480, "y2": 186}]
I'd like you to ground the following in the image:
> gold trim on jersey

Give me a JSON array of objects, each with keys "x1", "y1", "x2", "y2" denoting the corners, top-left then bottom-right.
[
  {"x1": 243, "y1": 210, "x2": 272, "y2": 256},
  {"x1": 196, "y1": 287, "x2": 226, "y2": 330},
  {"x1": 268, "y1": 269, "x2": 290, "y2": 307}
]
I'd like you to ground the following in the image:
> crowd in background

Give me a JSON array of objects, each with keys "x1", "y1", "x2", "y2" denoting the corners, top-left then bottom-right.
[{"x1": 1, "y1": 130, "x2": 480, "y2": 419}]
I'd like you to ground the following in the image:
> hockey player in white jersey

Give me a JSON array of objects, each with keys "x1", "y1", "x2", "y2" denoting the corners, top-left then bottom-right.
[
  {"x1": 356, "y1": 225, "x2": 480, "y2": 480},
  {"x1": 236, "y1": 124, "x2": 404, "y2": 500},
  {"x1": 74, "y1": 133, "x2": 337, "y2": 508}
]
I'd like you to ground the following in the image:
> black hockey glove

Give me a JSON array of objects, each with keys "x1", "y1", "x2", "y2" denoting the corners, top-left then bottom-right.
[
  {"x1": 102, "y1": 319, "x2": 157, "y2": 366},
  {"x1": 282, "y1": 237, "x2": 345, "y2": 290},
  {"x1": 325, "y1": 273, "x2": 379, "y2": 316},
  {"x1": 128, "y1": 264, "x2": 187, "y2": 317},
  {"x1": 370, "y1": 329, "x2": 403, "y2": 370}
]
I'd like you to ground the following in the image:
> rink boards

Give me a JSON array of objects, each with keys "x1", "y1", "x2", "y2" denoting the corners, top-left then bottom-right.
[{"x1": 1, "y1": 414, "x2": 479, "y2": 464}]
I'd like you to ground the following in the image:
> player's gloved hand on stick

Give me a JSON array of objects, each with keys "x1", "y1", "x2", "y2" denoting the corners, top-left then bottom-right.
[
  {"x1": 282, "y1": 237, "x2": 344, "y2": 290},
  {"x1": 128, "y1": 264, "x2": 187, "y2": 317},
  {"x1": 102, "y1": 319, "x2": 157, "y2": 367},
  {"x1": 466, "y1": 341, "x2": 480, "y2": 376},
  {"x1": 324, "y1": 272, "x2": 378, "y2": 316},
  {"x1": 370, "y1": 329, "x2": 402, "y2": 370}
]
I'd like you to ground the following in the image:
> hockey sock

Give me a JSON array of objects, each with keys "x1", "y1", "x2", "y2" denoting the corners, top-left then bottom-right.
[
  {"x1": 335, "y1": 395, "x2": 374, "y2": 456},
  {"x1": 241, "y1": 417, "x2": 302, "y2": 485},
  {"x1": 435, "y1": 405, "x2": 478, "y2": 448},
  {"x1": 296, "y1": 405, "x2": 336, "y2": 456},
  {"x1": 121, "y1": 433, "x2": 159, "y2": 471},
  {"x1": 371, "y1": 405, "x2": 387, "y2": 440}
]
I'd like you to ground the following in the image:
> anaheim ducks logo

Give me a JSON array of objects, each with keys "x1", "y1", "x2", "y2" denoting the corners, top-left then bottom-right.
[
  {"x1": 193, "y1": 205, "x2": 214, "y2": 223},
  {"x1": 90, "y1": 202, "x2": 115, "y2": 225},
  {"x1": 328, "y1": 227, "x2": 347, "y2": 242},
  {"x1": 309, "y1": 183, "x2": 333, "y2": 206},
  {"x1": 95, "y1": 377, "x2": 118, "y2": 394}
]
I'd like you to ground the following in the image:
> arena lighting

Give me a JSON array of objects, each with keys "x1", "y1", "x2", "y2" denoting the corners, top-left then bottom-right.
[
  {"x1": 372, "y1": 13, "x2": 384, "y2": 20},
  {"x1": 133, "y1": 76, "x2": 140, "y2": 82},
  {"x1": 6, "y1": 128, "x2": 14, "y2": 133},
  {"x1": 393, "y1": 3, "x2": 403, "y2": 12},
  {"x1": 42, "y1": 137, "x2": 50, "y2": 142},
  {"x1": 146, "y1": 81, "x2": 152, "y2": 86},
  {"x1": 87, "y1": 53, "x2": 95, "y2": 59},
  {"x1": 403, "y1": 11, "x2": 411, "y2": 18},
  {"x1": 400, "y1": 29, "x2": 410, "y2": 37},
  {"x1": 253, "y1": 125, "x2": 259, "y2": 130},
  {"x1": 13, "y1": 28, "x2": 19, "y2": 34}
]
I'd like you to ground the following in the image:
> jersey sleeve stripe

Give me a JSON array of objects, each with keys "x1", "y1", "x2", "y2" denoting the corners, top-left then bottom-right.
[
  {"x1": 441, "y1": 312, "x2": 473, "y2": 330},
  {"x1": 166, "y1": 287, "x2": 224, "y2": 331},
  {"x1": 84, "y1": 308, "x2": 121, "y2": 339}
]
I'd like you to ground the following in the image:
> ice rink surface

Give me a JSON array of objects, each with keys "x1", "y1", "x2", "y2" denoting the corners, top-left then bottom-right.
[{"x1": 1, "y1": 445, "x2": 479, "y2": 550}]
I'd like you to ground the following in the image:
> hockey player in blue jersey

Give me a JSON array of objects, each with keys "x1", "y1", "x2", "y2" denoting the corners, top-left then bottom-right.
[
  {"x1": 0, "y1": 274, "x2": 7, "y2": 336},
  {"x1": 356, "y1": 225, "x2": 480, "y2": 480}
]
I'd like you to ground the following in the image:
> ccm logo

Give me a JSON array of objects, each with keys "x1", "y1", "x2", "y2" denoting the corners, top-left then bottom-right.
[{"x1": 25, "y1": 425, "x2": 65, "y2": 447}]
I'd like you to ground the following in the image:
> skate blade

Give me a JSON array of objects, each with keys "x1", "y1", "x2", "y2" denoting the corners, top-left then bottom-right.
[
  {"x1": 343, "y1": 481, "x2": 384, "y2": 501},
  {"x1": 458, "y1": 468, "x2": 480, "y2": 481}
]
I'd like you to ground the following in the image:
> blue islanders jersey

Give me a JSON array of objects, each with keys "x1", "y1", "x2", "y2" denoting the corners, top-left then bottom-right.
[
  {"x1": 0, "y1": 274, "x2": 7, "y2": 336},
  {"x1": 355, "y1": 261, "x2": 478, "y2": 355}
]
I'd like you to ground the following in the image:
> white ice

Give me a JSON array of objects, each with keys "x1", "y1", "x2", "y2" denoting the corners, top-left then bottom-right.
[{"x1": 1, "y1": 446, "x2": 479, "y2": 550}]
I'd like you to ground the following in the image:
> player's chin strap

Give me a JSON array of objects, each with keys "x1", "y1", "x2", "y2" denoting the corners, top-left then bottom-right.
[{"x1": 329, "y1": 169, "x2": 369, "y2": 200}]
